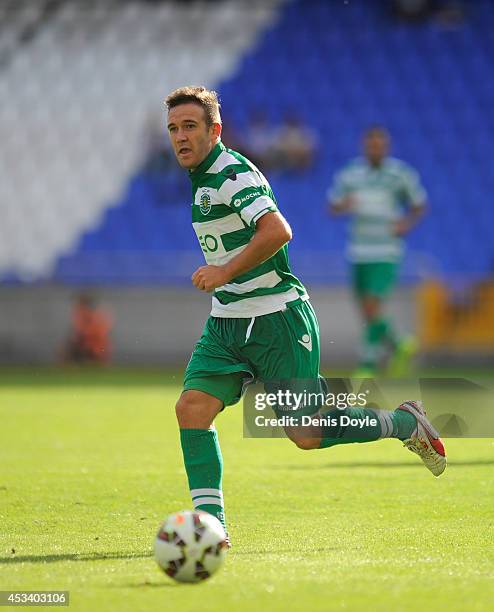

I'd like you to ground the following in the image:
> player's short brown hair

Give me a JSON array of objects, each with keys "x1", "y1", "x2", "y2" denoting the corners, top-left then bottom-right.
[
  {"x1": 364, "y1": 125, "x2": 390, "y2": 139},
  {"x1": 164, "y1": 86, "x2": 221, "y2": 127}
]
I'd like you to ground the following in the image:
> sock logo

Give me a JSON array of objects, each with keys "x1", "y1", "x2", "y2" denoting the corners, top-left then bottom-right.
[{"x1": 298, "y1": 334, "x2": 312, "y2": 352}]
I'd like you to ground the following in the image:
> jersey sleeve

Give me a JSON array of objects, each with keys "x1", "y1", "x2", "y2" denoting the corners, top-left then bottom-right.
[
  {"x1": 327, "y1": 167, "x2": 352, "y2": 203},
  {"x1": 400, "y1": 164, "x2": 427, "y2": 208},
  {"x1": 218, "y1": 168, "x2": 278, "y2": 228}
]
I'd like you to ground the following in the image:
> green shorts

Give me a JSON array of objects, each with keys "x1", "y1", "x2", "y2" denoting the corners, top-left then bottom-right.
[
  {"x1": 184, "y1": 300, "x2": 321, "y2": 408},
  {"x1": 352, "y1": 262, "x2": 398, "y2": 298}
]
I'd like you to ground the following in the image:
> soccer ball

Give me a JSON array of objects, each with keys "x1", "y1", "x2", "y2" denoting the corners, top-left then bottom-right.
[{"x1": 154, "y1": 510, "x2": 228, "y2": 583}]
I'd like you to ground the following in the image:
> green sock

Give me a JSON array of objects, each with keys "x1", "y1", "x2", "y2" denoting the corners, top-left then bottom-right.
[
  {"x1": 318, "y1": 407, "x2": 381, "y2": 448},
  {"x1": 390, "y1": 408, "x2": 416, "y2": 440},
  {"x1": 379, "y1": 316, "x2": 398, "y2": 349},
  {"x1": 179, "y1": 428, "x2": 226, "y2": 531},
  {"x1": 361, "y1": 317, "x2": 399, "y2": 369},
  {"x1": 318, "y1": 406, "x2": 416, "y2": 448},
  {"x1": 361, "y1": 319, "x2": 386, "y2": 368}
]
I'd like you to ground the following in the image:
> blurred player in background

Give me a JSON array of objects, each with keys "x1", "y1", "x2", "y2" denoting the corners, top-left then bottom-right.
[
  {"x1": 165, "y1": 90, "x2": 445, "y2": 543},
  {"x1": 328, "y1": 126, "x2": 427, "y2": 376}
]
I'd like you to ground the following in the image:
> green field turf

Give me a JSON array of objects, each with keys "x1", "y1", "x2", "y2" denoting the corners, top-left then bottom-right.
[{"x1": 1, "y1": 369, "x2": 493, "y2": 611}]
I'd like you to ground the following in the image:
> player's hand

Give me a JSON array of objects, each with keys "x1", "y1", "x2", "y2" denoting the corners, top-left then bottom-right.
[
  {"x1": 393, "y1": 219, "x2": 411, "y2": 236},
  {"x1": 343, "y1": 195, "x2": 357, "y2": 211},
  {"x1": 330, "y1": 195, "x2": 355, "y2": 214},
  {"x1": 191, "y1": 265, "x2": 230, "y2": 292}
]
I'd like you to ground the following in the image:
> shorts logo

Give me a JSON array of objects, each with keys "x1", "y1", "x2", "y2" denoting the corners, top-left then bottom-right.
[
  {"x1": 199, "y1": 191, "x2": 212, "y2": 215},
  {"x1": 298, "y1": 334, "x2": 312, "y2": 352}
]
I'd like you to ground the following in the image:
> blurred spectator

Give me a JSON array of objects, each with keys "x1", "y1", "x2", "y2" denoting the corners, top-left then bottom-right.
[
  {"x1": 220, "y1": 115, "x2": 245, "y2": 154},
  {"x1": 391, "y1": 0, "x2": 432, "y2": 21},
  {"x1": 142, "y1": 111, "x2": 176, "y2": 175},
  {"x1": 271, "y1": 113, "x2": 317, "y2": 172},
  {"x1": 141, "y1": 110, "x2": 190, "y2": 206},
  {"x1": 243, "y1": 110, "x2": 277, "y2": 170},
  {"x1": 434, "y1": 1, "x2": 464, "y2": 28},
  {"x1": 391, "y1": 0, "x2": 464, "y2": 24},
  {"x1": 62, "y1": 294, "x2": 112, "y2": 364},
  {"x1": 243, "y1": 110, "x2": 316, "y2": 173}
]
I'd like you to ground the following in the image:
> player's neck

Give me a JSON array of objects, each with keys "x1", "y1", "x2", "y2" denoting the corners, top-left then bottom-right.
[
  {"x1": 368, "y1": 158, "x2": 384, "y2": 169},
  {"x1": 190, "y1": 139, "x2": 223, "y2": 173}
]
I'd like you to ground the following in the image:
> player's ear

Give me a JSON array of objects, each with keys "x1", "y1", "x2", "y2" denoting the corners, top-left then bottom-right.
[{"x1": 211, "y1": 122, "x2": 222, "y2": 141}]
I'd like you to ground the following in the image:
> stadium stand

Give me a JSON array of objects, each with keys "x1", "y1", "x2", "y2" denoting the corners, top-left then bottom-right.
[
  {"x1": 1, "y1": 0, "x2": 493, "y2": 283},
  {"x1": 0, "y1": 0, "x2": 282, "y2": 281}
]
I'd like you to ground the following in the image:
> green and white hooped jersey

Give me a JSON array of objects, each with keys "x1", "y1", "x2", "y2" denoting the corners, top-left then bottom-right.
[
  {"x1": 329, "y1": 157, "x2": 427, "y2": 263},
  {"x1": 189, "y1": 141, "x2": 307, "y2": 318}
]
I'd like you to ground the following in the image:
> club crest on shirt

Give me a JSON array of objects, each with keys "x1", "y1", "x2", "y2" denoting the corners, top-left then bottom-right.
[{"x1": 199, "y1": 190, "x2": 212, "y2": 215}]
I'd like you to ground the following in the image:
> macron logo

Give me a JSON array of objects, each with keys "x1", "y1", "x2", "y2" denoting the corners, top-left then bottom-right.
[{"x1": 298, "y1": 334, "x2": 312, "y2": 352}]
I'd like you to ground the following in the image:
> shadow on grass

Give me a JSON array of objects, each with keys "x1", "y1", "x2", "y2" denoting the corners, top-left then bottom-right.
[
  {"x1": 111, "y1": 580, "x2": 189, "y2": 589},
  {"x1": 108, "y1": 581, "x2": 178, "y2": 589},
  {"x1": 272, "y1": 459, "x2": 494, "y2": 470},
  {"x1": 232, "y1": 546, "x2": 338, "y2": 556},
  {"x1": 0, "y1": 551, "x2": 153, "y2": 565}
]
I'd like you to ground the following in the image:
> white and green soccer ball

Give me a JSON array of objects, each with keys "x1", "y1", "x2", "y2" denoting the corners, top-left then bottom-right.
[{"x1": 154, "y1": 510, "x2": 228, "y2": 583}]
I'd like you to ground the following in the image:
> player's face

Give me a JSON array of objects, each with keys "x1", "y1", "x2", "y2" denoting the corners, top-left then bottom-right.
[
  {"x1": 364, "y1": 132, "x2": 389, "y2": 166},
  {"x1": 167, "y1": 103, "x2": 218, "y2": 170}
]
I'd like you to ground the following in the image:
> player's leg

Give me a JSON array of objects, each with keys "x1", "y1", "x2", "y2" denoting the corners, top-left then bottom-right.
[
  {"x1": 314, "y1": 285, "x2": 445, "y2": 473},
  {"x1": 357, "y1": 293, "x2": 387, "y2": 373},
  {"x1": 354, "y1": 262, "x2": 399, "y2": 374},
  {"x1": 308, "y1": 398, "x2": 446, "y2": 475},
  {"x1": 177, "y1": 316, "x2": 252, "y2": 533},
  {"x1": 238, "y1": 302, "x2": 332, "y2": 449},
  {"x1": 242, "y1": 301, "x2": 446, "y2": 475},
  {"x1": 176, "y1": 389, "x2": 225, "y2": 530},
  {"x1": 362, "y1": 262, "x2": 418, "y2": 375}
]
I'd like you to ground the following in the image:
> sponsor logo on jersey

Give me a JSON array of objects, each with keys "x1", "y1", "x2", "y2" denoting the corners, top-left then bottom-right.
[
  {"x1": 199, "y1": 190, "x2": 212, "y2": 215},
  {"x1": 233, "y1": 190, "x2": 261, "y2": 208},
  {"x1": 198, "y1": 234, "x2": 218, "y2": 253}
]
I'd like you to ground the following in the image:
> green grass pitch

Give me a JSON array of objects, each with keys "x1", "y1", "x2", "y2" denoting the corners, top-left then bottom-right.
[{"x1": 1, "y1": 369, "x2": 493, "y2": 611}]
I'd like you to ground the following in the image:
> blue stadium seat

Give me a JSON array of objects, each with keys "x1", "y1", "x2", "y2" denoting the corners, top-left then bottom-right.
[{"x1": 56, "y1": 0, "x2": 494, "y2": 282}]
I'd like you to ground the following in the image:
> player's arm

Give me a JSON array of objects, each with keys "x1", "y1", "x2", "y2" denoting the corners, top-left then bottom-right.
[
  {"x1": 329, "y1": 195, "x2": 354, "y2": 215},
  {"x1": 393, "y1": 165, "x2": 428, "y2": 236},
  {"x1": 191, "y1": 212, "x2": 291, "y2": 292},
  {"x1": 327, "y1": 168, "x2": 353, "y2": 215},
  {"x1": 393, "y1": 204, "x2": 426, "y2": 236}
]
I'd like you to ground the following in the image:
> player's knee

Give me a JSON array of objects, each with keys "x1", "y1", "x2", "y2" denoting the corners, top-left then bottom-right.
[
  {"x1": 175, "y1": 394, "x2": 197, "y2": 425},
  {"x1": 175, "y1": 396, "x2": 187, "y2": 420},
  {"x1": 175, "y1": 390, "x2": 221, "y2": 429},
  {"x1": 292, "y1": 437, "x2": 321, "y2": 451},
  {"x1": 362, "y1": 298, "x2": 381, "y2": 321}
]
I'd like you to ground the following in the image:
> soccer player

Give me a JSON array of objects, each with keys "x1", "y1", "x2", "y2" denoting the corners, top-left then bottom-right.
[
  {"x1": 328, "y1": 126, "x2": 426, "y2": 376},
  {"x1": 165, "y1": 88, "x2": 445, "y2": 539}
]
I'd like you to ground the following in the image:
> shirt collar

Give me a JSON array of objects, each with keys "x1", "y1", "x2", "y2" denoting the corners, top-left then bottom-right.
[
  {"x1": 189, "y1": 141, "x2": 225, "y2": 178},
  {"x1": 365, "y1": 157, "x2": 387, "y2": 171}
]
